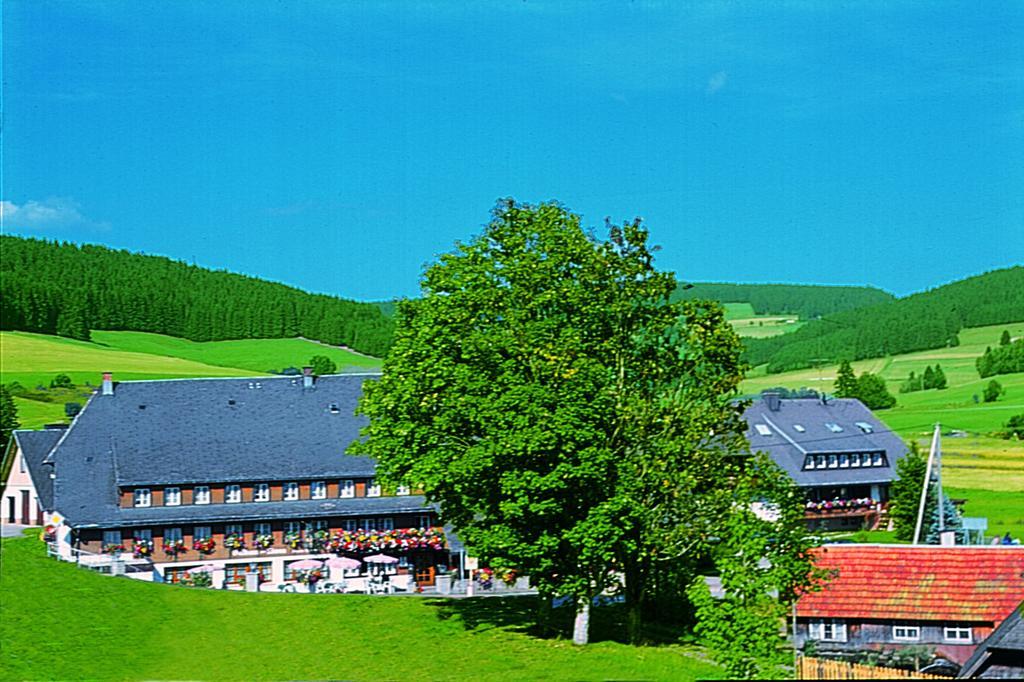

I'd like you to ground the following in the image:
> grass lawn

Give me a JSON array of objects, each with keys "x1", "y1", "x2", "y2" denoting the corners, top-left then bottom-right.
[
  {"x1": 90, "y1": 330, "x2": 382, "y2": 373},
  {"x1": 0, "y1": 331, "x2": 262, "y2": 388},
  {"x1": 946, "y1": 488, "x2": 1024, "y2": 539},
  {"x1": 723, "y1": 303, "x2": 805, "y2": 339},
  {"x1": 9, "y1": 396, "x2": 70, "y2": 429},
  {"x1": 0, "y1": 534, "x2": 719, "y2": 682}
]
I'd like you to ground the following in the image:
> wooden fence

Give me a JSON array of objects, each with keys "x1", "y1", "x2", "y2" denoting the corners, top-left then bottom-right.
[{"x1": 797, "y1": 656, "x2": 952, "y2": 680}]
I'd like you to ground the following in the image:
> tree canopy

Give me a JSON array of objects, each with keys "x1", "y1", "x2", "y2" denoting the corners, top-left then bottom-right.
[{"x1": 354, "y1": 200, "x2": 818, "y2": 652}]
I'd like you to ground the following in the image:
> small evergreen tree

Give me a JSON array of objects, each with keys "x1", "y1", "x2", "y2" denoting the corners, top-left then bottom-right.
[
  {"x1": 933, "y1": 364, "x2": 947, "y2": 389},
  {"x1": 890, "y1": 443, "x2": 927, "y2": 541},
  {"x1": 983, "y1": 379, "x2": 1003, "y2": 403},
  {"x1": 924, "y1": 495, "x2": 964, "y2": 545},
  {"x1": 1000, "y1": 329, "x2": 1011, "y2": 346},
  {"x1": 309, "y1": 355, "x2": 337, "y2": 375},
  {"x1": 834, "y1": 361, "x2": 857, "y2": 398},
  {"x1": 1003, "y1": 414, "x2": 1024, "y2": 440},
  {"x1": 0, "y1": 385, "x2": 20, "y2": 451},
  {"x1": 922, "y1": 365, "x2": 936, "y2": 390}
]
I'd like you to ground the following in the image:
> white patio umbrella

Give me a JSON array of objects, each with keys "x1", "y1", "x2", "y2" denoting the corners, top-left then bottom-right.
[
  {"x1": 362, "y1": 554, "x2": 399, "y2": 564},
  {"x1": 289, "y1": 558, "x2": 325, "y2": 570},
  {"x1": 188, "y1": 564, "x2": 218, "y2": 573},
  {"x1": 325, "y1": 556, "x2": 361, "y2": 570}
]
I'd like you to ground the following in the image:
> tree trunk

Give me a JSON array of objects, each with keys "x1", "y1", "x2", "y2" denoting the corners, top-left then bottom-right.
[
  {"x1": 535, "y1": 593, "x2": 553, "y2": 637},
  {"x1": 572, "y1": 597, "x2": 591, "y2": 646},
  {"x1": 624, "y1": 559, "x2": 646, "y2": 645}
]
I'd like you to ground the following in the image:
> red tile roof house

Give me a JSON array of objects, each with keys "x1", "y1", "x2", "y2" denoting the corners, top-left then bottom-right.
[{"x1": 796, "y1": 545, "x2": 1024, "y2": 668}]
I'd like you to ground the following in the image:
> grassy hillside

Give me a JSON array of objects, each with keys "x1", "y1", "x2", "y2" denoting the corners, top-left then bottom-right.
[
  {"x1": 2, "y1": 331, "x2": 382, "y2": 429},
  {"x1": 674, "y1": 282, "x2": 894, "y2": 318},
  {"x1": 90, "y1": 330, "x2": 381, "y2": 373},
  {"x1": 724, "y1": 303, "x2": 806, "y2": 339},
  {"x1": 0, "y1": 534, "x2": 719, "y2": 682},
  {"x1": 744, "y1": 266, "x2": 1024, "y2": 373}
]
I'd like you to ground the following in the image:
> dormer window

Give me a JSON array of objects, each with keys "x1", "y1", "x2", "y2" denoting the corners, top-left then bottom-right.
[
  {"x1": 254, "y1": 483, "x2": 270, "y2": 502},
  {"x1": 226, "y1": 485, "x2": 242, "y2": 503},
  {"x1": 838, "y1": 454, "x2": 849, "y2": 468},
  {"x1": 872, "y1": 452, "x2": 884, "y2": 466},
  {"x1": 825, "y1": 422, "x2": 843, "y2": 433},
  {"x1": 367, "y1": 479, "x2": 381, "y2": 497},
  {"x1": 194, "y1": 486, "x2": 210, "y2": 504},
  {"x1": 284, "y1": 482, "x2": 299, "y2": 501},
  {"x1": 396, "y1": 485, "x2": 410, "y2": 496},
  {"x1": 311, "y1": 481, "x2": 327, "y2": 499},
  {"x1": 133, "y1": 488, "x2": 151, "y2": 508},
  {"x1": 339, "y1": 479, "x2": 355, "y2": 498},
  {"x1": 165, "y1": 487, "x2": 181, "y2": 506}
]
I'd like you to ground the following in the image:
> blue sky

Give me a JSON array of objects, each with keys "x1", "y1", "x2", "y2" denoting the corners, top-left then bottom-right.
[{"x1": 3, "y1": 1, "x2": 1022, "y2": 300}]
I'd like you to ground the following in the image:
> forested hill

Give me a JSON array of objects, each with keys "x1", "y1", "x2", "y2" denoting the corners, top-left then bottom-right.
[
  {"x1": 745, "y1": 266, "x2": 1024, "y2": 373},
  {"x1": 672, "y1": 282, "x2": 893, "y2": 318},
  {"x1": 0, "y1": 236, "x2": 394, "y2": 357}
]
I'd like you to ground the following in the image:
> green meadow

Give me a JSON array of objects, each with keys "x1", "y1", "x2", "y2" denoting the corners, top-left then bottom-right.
[
  {"x1": 1, "y1": 331, "x2": 383, "y2": 429},
  {"x1": 724, "y1": 303, "x2": 805, "y2": 339},
  {"x1": 0, "y1": 533, "x2": 718, "y2": 682}
]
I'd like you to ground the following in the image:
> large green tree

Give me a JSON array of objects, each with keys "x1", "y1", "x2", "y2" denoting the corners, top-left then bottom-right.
[
  {"x1": 855, "y1": 372, "x2": 896, "y2": 410},
  {"x1": 354, "y1": 200, "x2": 763, "y2": 646}
]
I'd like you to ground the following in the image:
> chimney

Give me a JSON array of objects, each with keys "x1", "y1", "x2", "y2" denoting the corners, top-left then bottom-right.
[
  {"x1": 764, "y1": 392, "x2": 781, "y2": 412},
  {"x1": 101, "y1": 372, "x2": 114, "y2": 396},
  {"x1": 302, "y1": 366, "x2": 314, "y2": 389}
]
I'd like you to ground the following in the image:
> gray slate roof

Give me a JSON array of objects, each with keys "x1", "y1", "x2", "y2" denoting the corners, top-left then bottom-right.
[
  {"x1": 958, "y1": 602, "x2": 1024, "y2": 678},
  {"x1": 47, "y1": 374, "x2": 433, "y2": 527},
  {"x1": 12, "y1": 429, "x2": 64, "y2": 510},
  {"x1": 743, "y1": 397, "x2": 908, "y2": 487}
]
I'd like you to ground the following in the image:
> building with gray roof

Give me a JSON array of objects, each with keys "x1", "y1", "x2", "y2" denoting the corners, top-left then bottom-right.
[
  {"x1": 17, "y1": 370, "x2": 453, "y2": 590},
  {"x1": 743, "y1": 394, "x2": 909, "y2": 530}
]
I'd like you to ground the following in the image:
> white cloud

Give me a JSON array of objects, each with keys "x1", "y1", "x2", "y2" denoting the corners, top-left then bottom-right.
[
  {"x1": 0, "y1": 197, "x2": 109, "y2": 231},
  {"x1": 706, "y1": 70, "x2": 728, "y2": 94}
]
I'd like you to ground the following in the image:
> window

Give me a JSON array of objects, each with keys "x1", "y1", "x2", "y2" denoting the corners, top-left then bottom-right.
[
  {"x1": 19, "y1": 453, "x2": 26, "y2": 473},
  {"x1": 808, "y1": 619, "x2": 847, "y2": 642},
  {"x1": 944, "y1": 627, "x2": 972, "y2": 642},
  {"x1": 850, "y1": 454, "x2": 861, "y2": 468},
  {"x1": 754, "y1": 424, "x2": 772, "y2": 436},
  {"x1": 163, "y1": 566, "x2": 191, "y2": 584},
  {"x1": 165, "y1": 487, "x2": 181, "y2": 506},
  {"x1": 804, "y1": 456, "x2": 815, "y2": 470},
  {"x1": 194, "y1": 486, "x2": 210, "y2": 505},
  {"x1": 366, "y1": 479, "x2": 381, "y2": 497},
  {"x1": 226, "y1": 485, "x2": 242, "y2": 503},
  {"x1": 418, "y1": 515, "x2": 432, "y2": 528},
  {"x1": 815, "y1": 455, "x2": 826, "y2": 469},
  {"x1": 284, "y1": 482, "x2": 299, "y2": 501},
  {"x1": 827, "y1": 454, "x2": 838, "y2": 469},
  {"x1": 194, "y1": 526, "x2": 212, "y2": 540},
  {"x1": 839, "y1": 454, "x2": 849, "y2": 468},
  {"x1": 396, "y1": 485, "x2": 410, "y2": 496},
  {"x1": 134, "y1": 489, "x2": 151, "y2": 508},
  {"x1": 893, "y1": 625, "x2": 921, "y2": 641},
  {"x1": 135, "y1": 529, "x2": 153, "y2": 542},
  {"x1": 872, "y1": 452, "x2": 884, "y2": 467},
  {"x1": 339, "y1": 479, "x2": 355, "y2": 498},
  {"x1": 342, "y1": 519, "x2": 358, "y2": 532},
  {"x1": 311, "y1": 520, "x2": 329, "y2": 532},
  {"x1": 254, "y1": 522, "x2": 272, "y2": 536},
  {"x1": 165, "y1": 527, "x2": 183, "y2": 542},
  {"x1": 380, "y1": 517, "x2": 394, "y2": 531},
  {"x1": 284, "y1": 521, "x2": 302, "y2": 535},
  {"x1": 311, "y1": 481, "x2": 326, "y2": 499},
  {"x1": 225, "y1": 562, "x2": 271, "y2": 585},
  {"x1": 825, "y1": 422, "x2": 843, "y2": 433},
  {"x1": 855, "y1": 421, "x2": 874, "y2": 434},
  {"x1": 103, "y1": 530, "x2": 122, "y2": 546},
  {"x1": 861, "y1": 453, "x2": 873, "y2": 467},
  {"x1": 226, "y1": 524, "x2": 243, "y2": 537},
  {"x1": 360, "y1": 518, "x2": 375, "y2": 530},
  {"x1": 253, "y1": 483, "x2": 270, "y2": 502}
]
